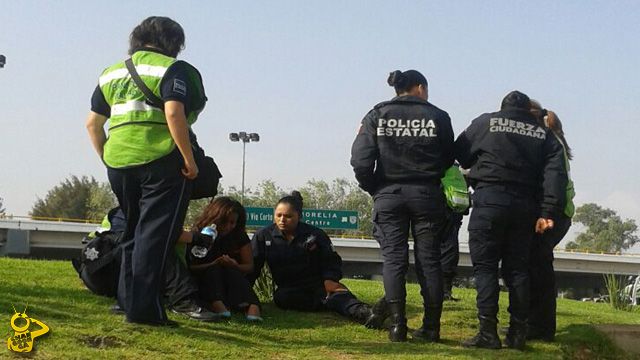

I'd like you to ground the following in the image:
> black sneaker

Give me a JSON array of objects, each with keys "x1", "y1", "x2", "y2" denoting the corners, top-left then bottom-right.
[{"x1": 170, "y1": 299, "x2": 223, "y2": 322}]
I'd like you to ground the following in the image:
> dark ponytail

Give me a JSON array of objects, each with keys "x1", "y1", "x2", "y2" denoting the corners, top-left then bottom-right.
[
  {"x1": 387, "y1": 69, "x2": 428, "y2": 95},
  {"x1": 277, "y1": 191, "x2": 304, "y2": 215}
]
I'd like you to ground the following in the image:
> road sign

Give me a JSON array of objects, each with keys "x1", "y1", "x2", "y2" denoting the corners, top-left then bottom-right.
[{"x1": 245, "y1": 207, "x2": 359, "y2": 230}]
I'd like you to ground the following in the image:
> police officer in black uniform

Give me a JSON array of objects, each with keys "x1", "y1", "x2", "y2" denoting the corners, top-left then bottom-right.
[
  {"x1": 456, "y1": 91, "x2": 567, "y2": 350},
  {"x1": 350, "y1": 70, "x2": 454, "y2": 342},
  {"x1": 251, "y1": 192, "x2": 384, "y2": 327}
]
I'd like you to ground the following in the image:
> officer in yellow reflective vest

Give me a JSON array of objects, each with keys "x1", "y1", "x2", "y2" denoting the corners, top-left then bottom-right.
[{"x1": 86, "y1": 16, "x2": 207, "y2": 326}]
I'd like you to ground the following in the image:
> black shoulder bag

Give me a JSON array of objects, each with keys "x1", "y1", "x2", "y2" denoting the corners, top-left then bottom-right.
[{"x1": 125, "y1": 58, "x2": 222, "y2": 199}]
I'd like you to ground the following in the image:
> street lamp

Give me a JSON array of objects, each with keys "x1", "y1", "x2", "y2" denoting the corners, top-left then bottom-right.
[
  {"x1": 229, "y1": 132, "x2": 260, "y2": 203},
  {"x1": 0, "y1": 55, "x2": 6, "y2": 68}
]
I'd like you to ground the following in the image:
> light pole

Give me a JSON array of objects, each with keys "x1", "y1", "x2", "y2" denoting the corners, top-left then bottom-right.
[{"x1": 229, "y1": 132, "x2": 260, "y2": 203}]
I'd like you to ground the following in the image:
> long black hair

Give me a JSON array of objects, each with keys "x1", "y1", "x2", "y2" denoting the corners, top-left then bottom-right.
[
  {"x1": 128, "y1": 16, "x2": 185, "y2": 57},
  {"x1": 276, "y1": 191, "x2": 304, "y2": 215},
  {"x1": 387, "y1": 70, "x2": 428, "y2": 95}
]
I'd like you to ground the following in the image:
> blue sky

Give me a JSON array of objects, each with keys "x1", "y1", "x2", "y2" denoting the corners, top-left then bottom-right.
[{"x1": 1, "y1": 1, "x2": 639, "y2": 248}]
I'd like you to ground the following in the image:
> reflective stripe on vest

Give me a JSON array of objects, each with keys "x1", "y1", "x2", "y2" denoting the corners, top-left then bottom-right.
[{"x1": 99, "y1": 51, "x2": 176, "y2": 168}]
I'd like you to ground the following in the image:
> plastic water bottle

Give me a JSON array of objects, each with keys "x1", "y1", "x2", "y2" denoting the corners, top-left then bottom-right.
[{"x1": 191, "y1": 224, "x2": 217, "y2": 258}]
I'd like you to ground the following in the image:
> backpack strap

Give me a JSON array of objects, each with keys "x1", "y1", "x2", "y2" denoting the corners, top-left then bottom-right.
[{"x1": 125, "y1": 58, "x2": 165, "y2": 110}]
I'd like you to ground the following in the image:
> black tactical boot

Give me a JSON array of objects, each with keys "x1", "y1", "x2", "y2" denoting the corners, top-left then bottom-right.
[
  {"x1": 505, "y1": 317, "x2": 527, "y2": 350},
  {"x1": 462, "y1": 316, "x2": 502, "y2": 349},
  {"x1": 387, "y1": 300, "x2": 408, "y2": 342},
  {"x1": 364, "y1": 297, "x2": 390, "y2": 330},
  {"x1": 412, "y1": 306, "x2": 442, "y2": 342},
  {"x1": 443, "y1": 276, "x2": 459, "y2": 302}
]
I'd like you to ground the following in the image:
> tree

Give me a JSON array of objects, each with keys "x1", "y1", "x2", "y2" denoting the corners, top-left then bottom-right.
[
  {"x1": 300, "y1": 178, "x2": 373, "y2": 237},
  {"x1": 31, "y1": 175, "x2": 116, "y2": 221},
  {"x1": 0, "y1": 196, "x2": 5, "y2": 215},
  {"x1": 566, "y1": 203, "x2": 639, "y2": 253},
  {"x1": 87, "y1": 182, "x2": 117, "y2": 220}
]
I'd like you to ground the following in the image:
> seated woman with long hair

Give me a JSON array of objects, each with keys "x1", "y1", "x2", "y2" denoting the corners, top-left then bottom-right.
[{"x1": 187, "y1": 197, "x2": 262, "y2": 322}]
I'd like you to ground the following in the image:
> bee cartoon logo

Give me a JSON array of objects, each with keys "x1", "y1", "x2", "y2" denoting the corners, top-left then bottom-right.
[{"x1": 7, "y1": 303, "x2": 49, "y2": 353}]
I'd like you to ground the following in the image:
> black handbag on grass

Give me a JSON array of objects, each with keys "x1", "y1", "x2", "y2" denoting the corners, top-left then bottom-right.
[{"x1": 125, "y1": 58, "x2": 221, "y2": 199}]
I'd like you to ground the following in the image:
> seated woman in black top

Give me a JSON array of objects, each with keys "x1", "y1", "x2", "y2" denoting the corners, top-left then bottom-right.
[
  {"x1": 187, "y1": 197, "x2": 262, "y2": 322},
  {"x1": 252, "y1": 191, "x2": 386, "y2": 328}
]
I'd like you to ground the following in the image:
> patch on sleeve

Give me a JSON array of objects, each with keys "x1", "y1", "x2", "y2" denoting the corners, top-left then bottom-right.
[{"x1": 173, "y1": 79, "x2": 187, "y2": 96}]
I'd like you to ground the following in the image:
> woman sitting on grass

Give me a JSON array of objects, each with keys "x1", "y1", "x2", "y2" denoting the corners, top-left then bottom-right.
[
  {"x1": 251, "y1": 191, "x2": 386, "y2": 328},
  {"x1": 187, "y1": 197, "x2": 262, "y2": 322}
]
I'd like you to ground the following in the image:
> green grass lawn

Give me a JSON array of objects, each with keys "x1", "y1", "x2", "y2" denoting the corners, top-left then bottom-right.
[{"x1": 1, "y1": 258, "x2": 639, "y2": 360}]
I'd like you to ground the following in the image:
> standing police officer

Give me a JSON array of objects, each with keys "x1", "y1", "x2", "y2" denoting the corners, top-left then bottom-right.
[
  {"x1": 351, "y1": 70, "x2": 454, "y2": 342},
  {"x1": 456, "y1": 91, "x2": 567, "y2": 350},
  {"x1": 86, "y1": 17, "x2": 207, "y2": 326}
]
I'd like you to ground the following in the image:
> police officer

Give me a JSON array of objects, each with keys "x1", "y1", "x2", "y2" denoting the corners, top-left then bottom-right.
[
  {"x1": 350, "y1": 70, "x2": 454, "y2": 342},
  {"x1": 86, "y1": 17, "x2": 207, "y2": 326},
  {"x1": 527, "y1": 102, "x2": 575, "y2": 342},
  {"x1": 251, "y1": 192, "x2": 384, "y2": 327},
  {"x1": 456, "y1": 91, "x2": 567, "y2": 350}
]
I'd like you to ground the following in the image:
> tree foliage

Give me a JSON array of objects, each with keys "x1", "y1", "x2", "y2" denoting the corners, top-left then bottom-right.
[
  {"x1": 0, "y1": 195, "x2": 5, "y2": 215},
  {"x1": 566, "y1": 203, "x2": 639, "y2": 253},
  {"x1": 300, "y1": 178, "x2": 373, "y2": 236},
  {"x1": 31, "y1": 175, "x2": 116, "y2": 221}
]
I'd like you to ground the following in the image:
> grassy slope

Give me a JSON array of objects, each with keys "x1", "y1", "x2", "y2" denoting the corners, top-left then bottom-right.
[{"x1": 0, "y1": 258, "x2": 639, "y2": 360}]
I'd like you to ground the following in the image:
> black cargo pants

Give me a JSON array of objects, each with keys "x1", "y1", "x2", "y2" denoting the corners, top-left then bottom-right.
[
  {"x1": 468, "y1": 186, "x2": 538, "y2": 321},
  {"x1": 373, "y1": 182, "x2": 447, "y2": 308},
  {"x1": 441, "y1": 213, "x2": 463, "y2": 281},
  {"x1": 273, "y1": 285, "x2": 368, "y2": 321},
  {"x1": 528, "y1": 215, "x2": 571, "y2": 336},
  {"x1": 108, "y1": 149, "x2": 192, "y2": 323}
]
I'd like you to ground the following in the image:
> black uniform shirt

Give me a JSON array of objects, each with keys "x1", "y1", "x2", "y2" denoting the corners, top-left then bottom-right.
[
  {"x1": 91, "y1": 48, "x2": 192, "y2": 118},
  {"x1": 350, "y1": 96, "x2": 455, "y2": 194},
  {"x1": 455, "y1": 108, "x2": 567, "y2": 218},
  {"x1": 252, "y1": 222, "x2": 343, "y2": 289}
]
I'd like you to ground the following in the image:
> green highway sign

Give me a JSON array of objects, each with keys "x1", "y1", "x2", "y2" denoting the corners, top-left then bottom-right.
[
  {"x1": 245, "y1": 207, "x2": 274, "y2": 227},
  {"x1": 245, "y1": 207, "x2": 359, "y2": 230}
]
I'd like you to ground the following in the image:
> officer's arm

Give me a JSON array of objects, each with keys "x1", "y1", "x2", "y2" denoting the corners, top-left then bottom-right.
[
  {"x1": 350, "y1": 110, "x2": 379, "y2": 194},
  {"x1": 440, "y1": 113, "x2": 456, "y2": 169},
  {"x1": 166, "y1": 101, "x2": 198, "y2": 179},
  {"x1": 540, "y1": 134, "x2": 568, "y2": 219},
  {"x1": 248, "y1": 230, "x2": 267, "y2": 285},
  {"x1": 317, "y1": 232, "x2": 343, "y2": 282},
  {"x1": 86, "y1": 111, "x2": 108, "y2": 158},
  {"x1": 455, "y1": 117, "x2": 483, "y2": 169}
]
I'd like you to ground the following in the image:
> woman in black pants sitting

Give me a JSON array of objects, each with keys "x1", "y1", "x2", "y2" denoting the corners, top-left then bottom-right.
[{"x1": 187, "y1": 197, "x2": 262, "y2": 322}]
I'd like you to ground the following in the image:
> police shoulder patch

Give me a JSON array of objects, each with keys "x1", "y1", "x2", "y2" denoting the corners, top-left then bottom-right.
[{"x1": 173, "y1": 79, "x2": 187, "y2": 96}]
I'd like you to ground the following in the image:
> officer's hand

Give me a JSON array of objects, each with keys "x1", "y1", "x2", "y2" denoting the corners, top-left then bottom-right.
[
  {"x1": 182, "y1": 160, "x2": 199, "y2": 180},
  {"x1": 535, "y1": 218, "x2": 554, "y2": 234},
  {"x1": 323, "y1": 279, "x2": 348, "y2": 298}
]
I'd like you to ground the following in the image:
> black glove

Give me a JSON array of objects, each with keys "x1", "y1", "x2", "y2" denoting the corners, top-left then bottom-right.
[{"x1": 191, "y1": 230, "x2": 215, "y2": 248}]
